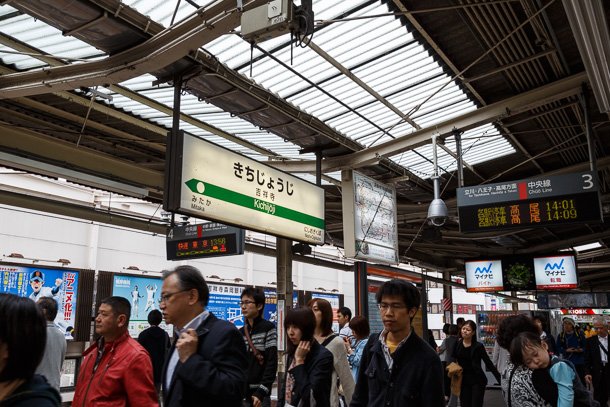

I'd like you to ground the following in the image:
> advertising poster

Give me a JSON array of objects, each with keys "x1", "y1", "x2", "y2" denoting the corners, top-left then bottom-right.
[
  {"x1": 533, "y1": 255, "x2": 578, "y2": 290},
  {"x1": 0, "y1": 265, "x2": 79, "y2": 339},
  {"x1": 112, "y1": 275, "x2": 172, "y2": 337},
  {"x1": 465, "y1": 260, "x2": 504, "y2": 292},
  {"x1": 207, "y1": 283, "x2": 245, "y2": 328},
  {"x1": 263, "y1": 289, "x2": 299, "y2": 326}
]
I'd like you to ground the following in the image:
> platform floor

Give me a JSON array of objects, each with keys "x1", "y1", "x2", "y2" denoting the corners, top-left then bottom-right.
[{"x1": 482, "y1": 387, "x2": 506, "y2": 407}]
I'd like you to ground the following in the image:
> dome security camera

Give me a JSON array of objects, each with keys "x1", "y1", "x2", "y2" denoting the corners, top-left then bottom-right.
[{"x1": 427, "y1": 198, "x2": 448, "y2": 227}]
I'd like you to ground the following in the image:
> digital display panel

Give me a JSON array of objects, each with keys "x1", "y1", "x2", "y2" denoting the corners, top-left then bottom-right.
[
  {"x1": 0, "y1": 265, "x2": 79, "y2": 339},
  {"x1": 458, "y1": 192, "x2": 601, "y2": 232},
  {"x1": 465, "y1": 260, "x2": 504, "y2": 292},
  {"x1": 457, "y1": 172, "x2": 601, "y2": 233},
  {"x1": 166, "y1": 223, "x2": 245, "y2": 260},
  {"x1": 112, "y1": 275, "x2": 173, "y2": 338},
  {"x1": 533, "y1": 255, "x2": 578, "y2": 290}
]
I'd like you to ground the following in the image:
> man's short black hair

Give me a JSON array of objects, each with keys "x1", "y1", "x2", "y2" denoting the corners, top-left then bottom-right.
[
  {"x1": 241, "y1": 287, "x2": 266, "y2": 313},
  {"x1": 375, "y1": 279, "x2": 421, "y2": 310},
  {"x1": 36, "y1": 297, "x2": 58, "y2": 322},
  {"x1": 338, "y1": 306, "x2": 352, "y2": 320},
  {"x1": 162, "y1": 265, "x2": 209, "y2": 307},
  {"x1": 148, "y1": 309, "x2": 163, "y2": 326},
  {"x1": 101, "y1": 296, "x2": 131, "y2": 324},
  {"x1": 0, "y1": 294, "x2": 47, "y2": 381}
]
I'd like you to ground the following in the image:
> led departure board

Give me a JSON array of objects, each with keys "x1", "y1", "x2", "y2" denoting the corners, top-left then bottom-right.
[
  {"x1": 457, "y1": 172, "x2": 602, "y2": 233},
  {"x1": 166, "y1": 222, "x2": 245, "y2": 260}
]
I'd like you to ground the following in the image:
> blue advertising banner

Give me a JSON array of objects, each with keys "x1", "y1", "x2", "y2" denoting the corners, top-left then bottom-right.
[
  {"x1": 0, "y1": 265, "x2": 79, "y2": 339},
  {"x1": 112, "y1": 275, "x2": 172, "y2": 338},
  {"x1": 263, "y1": 289, "x2": 300, "y2": 326},
  {"x1": 208, "y1": 283, "x2": 245, "y2": 328}
]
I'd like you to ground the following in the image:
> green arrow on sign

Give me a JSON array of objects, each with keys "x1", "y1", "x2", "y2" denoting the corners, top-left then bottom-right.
[{"x1": 185, "y1": 178, "x2": 325, "y2": 229}]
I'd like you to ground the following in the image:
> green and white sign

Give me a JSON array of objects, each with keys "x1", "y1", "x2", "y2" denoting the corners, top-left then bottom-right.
[{"x1": 169, "y1": 133, "x2": 325, "y2": 244}]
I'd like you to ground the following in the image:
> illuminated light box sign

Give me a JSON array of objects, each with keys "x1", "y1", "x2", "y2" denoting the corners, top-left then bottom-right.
[
  {"x1": 166, "y1": 222, "x2": 245, "y2": 260},
  {"x1": 465, "y1": 260, "x2": 504, "y2": 292},
  {"x1": 341, "y1": 170, "x2": 399, "y2": 264},
  {"x1": 466, "y1": 253, "x2": 578, "y2": 292},
  {"x1": 533, "y1": 255, "x2": 578, "y2": 290},
  {"x1": 164, "y1": 132, "x2": 325, "y2": 244},
  {"x1": 112, "y1": 274, "x2": 172, "y2": 338},
  {"x1": 0, "y1": 265, "x2": 79, "y2": 339},
  {"x1": 457, "y1": 172, "x2": 601, "y2": 233}
]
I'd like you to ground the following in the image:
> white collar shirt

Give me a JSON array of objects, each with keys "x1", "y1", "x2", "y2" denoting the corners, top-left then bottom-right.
[{"x1": 165, "y1": 310, "x2": 209, "y2": 390}]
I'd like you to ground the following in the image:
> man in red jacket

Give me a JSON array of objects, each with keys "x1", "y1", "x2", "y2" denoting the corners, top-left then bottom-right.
[{"x1": 72, "y1": 296, "x2": 158, "y2": 407}]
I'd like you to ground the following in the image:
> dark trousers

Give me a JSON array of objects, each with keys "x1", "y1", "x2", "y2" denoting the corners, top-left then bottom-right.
[
  {"x1": 594, "y1": 366, "x2": 609, "y2": 406},
  {"x1": 442, "y1": 362, "x2": 451, "y2": 397},
  {"x1": 459, "y1": 382, "x2": 486, "y2": 407},
  {"x1": 575, "y1": 363, "x2": 587, "y2": 386}
]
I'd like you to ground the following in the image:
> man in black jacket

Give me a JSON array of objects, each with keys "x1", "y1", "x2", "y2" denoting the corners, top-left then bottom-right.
[
  {"x1": 585, "y1": 315, "x2": 610, "y2": 406},
  {"x1": 350, "y1": 279, "x2": 444, "y2": 407},
  {"x1": 138, "y1": 309, "x2": 171, "y2": 391},
  {"x1": 160, "y1": 265, "x2": 248, "y2": 407},
  {"x1": 239, "y1": 287, "x2": 278, "y2": 407}
]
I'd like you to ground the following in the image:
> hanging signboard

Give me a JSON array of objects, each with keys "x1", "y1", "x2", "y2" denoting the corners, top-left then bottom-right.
[
  {"x1": 533, "y1": 254, "x2": 578, "y2": 290},
  {"x1": 164, "y1": 132, "x2": 325, "y2": 244},
  {"x1": 465, "y1": 259, "x2": 504, "y2": 292},
  {"x1": 341, "y1": 170, "x2": 399, "y2": 264},
  {"x1": 457, "y1": 171, "x2": 601, "y2": 233},
  {"x1": 466, "y1": 252, "x2": 578, "y2": 292},
  {"x1": 537, "y1": 292, "x2": 609, "y2": 309}
]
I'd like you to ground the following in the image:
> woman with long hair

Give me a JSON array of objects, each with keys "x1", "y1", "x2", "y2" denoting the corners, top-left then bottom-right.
[
  {"x1": 452, "y1": 320, "x2": 500, "y2": 407},
  {"x1": 345, "y1": 316, "x2": 370, "y2": 380},
  {"x1": 278, "y1": 307, "x2": 333, "y2": 407},
  {"x1": 308, "y1": 298, "x2": 355, "y2": 406}
]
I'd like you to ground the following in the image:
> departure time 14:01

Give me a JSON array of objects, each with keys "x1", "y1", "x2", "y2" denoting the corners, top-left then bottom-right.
[{"x1": 545, "y1": 199, "x2": 577, "y2": 221}]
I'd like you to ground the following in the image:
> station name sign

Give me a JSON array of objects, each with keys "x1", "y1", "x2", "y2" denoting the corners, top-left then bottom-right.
[
  {"x1": 457, "y1": 171, "x2": 602, "y2": 233},
  {"x1": 164, "y1": 132, "x2": 325, "y2": 244}
]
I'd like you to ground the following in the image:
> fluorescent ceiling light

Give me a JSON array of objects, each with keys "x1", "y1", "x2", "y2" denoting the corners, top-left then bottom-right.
[
  {"x1": 367, "y1": 276, "x2": 391, "y2": 283},
  {"x1": 563, "y1": 0, "x2": 610, "y2": 113},
  {"x1": 573, "y1": 242, "x2": 602, "y2": 252}
]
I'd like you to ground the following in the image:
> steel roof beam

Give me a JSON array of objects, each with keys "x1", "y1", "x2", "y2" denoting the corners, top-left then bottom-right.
[
  {"x1": 0, "y1": 0, "x2": 267, "y2": 98},
  {"x1": 270, "y1": 72, "x2": 586, "y2": 173}
]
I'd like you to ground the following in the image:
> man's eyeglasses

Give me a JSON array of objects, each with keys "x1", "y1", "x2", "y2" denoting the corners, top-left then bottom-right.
[
  {"x1": 377, "y1": 303, "x2": 408, "y2": 312},
  {"x1": 158, "y1": 290, "x2": 189, "y2": 304},
  {"x1": 239, "y1": 300, "x2": 256, "y2": 307}
]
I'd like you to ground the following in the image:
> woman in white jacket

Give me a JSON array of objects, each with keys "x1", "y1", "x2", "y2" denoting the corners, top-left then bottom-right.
[{"x1": 308, "y1": 298, "x2": 355, "y2": 407}]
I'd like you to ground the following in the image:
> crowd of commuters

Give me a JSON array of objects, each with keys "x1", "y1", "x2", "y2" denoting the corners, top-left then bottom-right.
[{"x1": 2, "y1": 266, "x2": 610, "y2": 407}]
